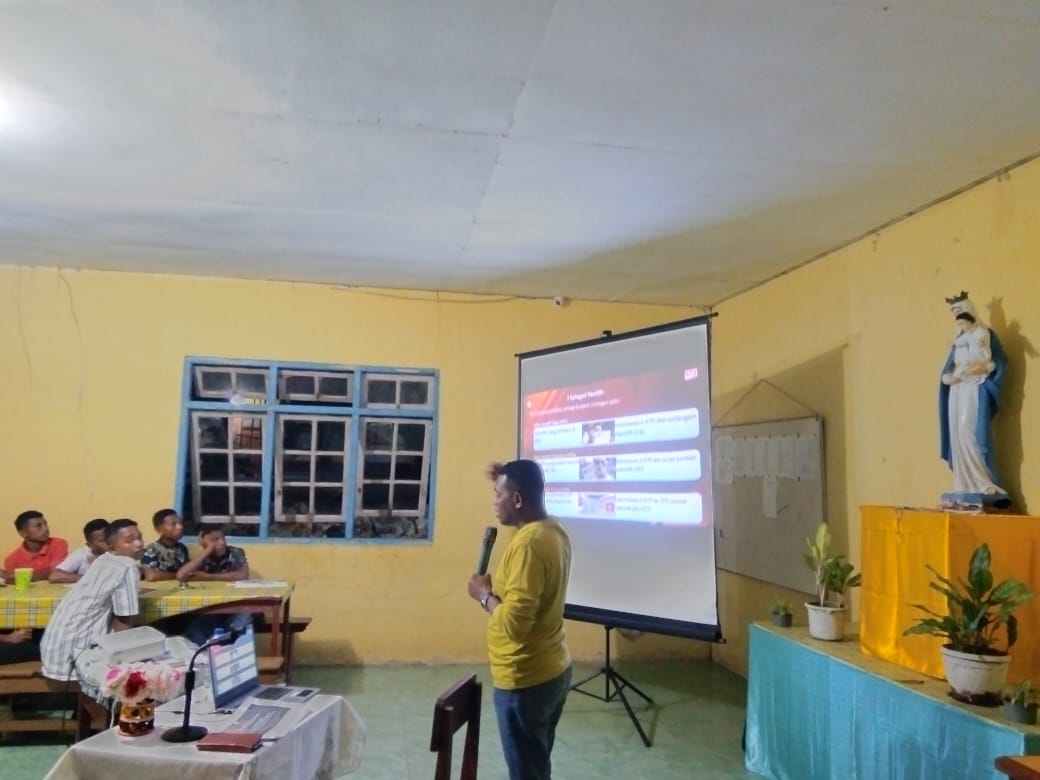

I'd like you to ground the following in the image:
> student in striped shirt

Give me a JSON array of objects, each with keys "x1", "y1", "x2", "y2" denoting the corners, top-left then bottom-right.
[{"x1": 39, "y1": 519, "x2": 144, "y2": 683}]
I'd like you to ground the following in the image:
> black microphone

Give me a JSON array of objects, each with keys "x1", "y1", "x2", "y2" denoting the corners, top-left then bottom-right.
[
  {"x1": 476, "y1": 526, "x2": 498, "y2": 576},
  {"x1": 161, "y1": 628, "x2": 243, "y2": 743}
]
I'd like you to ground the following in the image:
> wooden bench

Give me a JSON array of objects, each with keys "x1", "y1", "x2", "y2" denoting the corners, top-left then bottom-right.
[
  {"x1": 257, "y1": 655, "x2": 286, "y2": 684},
  {"x1": 0, "y1": 661, "x2": 76, "y2": 735},
  {"x1": 256, "y1": 616, "x2": 311, "y2": 683}
]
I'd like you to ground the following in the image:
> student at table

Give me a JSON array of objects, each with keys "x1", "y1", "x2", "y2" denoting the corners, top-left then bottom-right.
[
  {"x1": 176, "y1": 526, "x2": 252, "y2": 645},
  {"x1": 49, "y1": 518, "x2": 110, "y2": 583},
  {"x1": 2, "y1": 510, "x2": 69, "y2": 582},
  {"x1": 39, "y1": 518, "x2": 144, "y2": 684},
  {"x1": 140, "y1": 508, "x2": 189, "y2": 582}
]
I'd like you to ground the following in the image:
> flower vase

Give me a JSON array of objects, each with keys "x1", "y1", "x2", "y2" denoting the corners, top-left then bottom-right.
[{"x1": 117, "y1": 699, "x2": 156, "y2": 737}]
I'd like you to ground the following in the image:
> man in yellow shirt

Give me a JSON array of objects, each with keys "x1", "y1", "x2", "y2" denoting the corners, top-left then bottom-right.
[{"x1": 468, "y1": 460, "x2": 572, "y2": 780}]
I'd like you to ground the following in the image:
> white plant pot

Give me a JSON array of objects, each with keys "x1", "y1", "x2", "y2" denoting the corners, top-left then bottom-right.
[
  {"x1": 941, "y1": 645, "x2": 1011, "y2": 698},
  {"x1": 805, "y1": 602, "x2": 847, "y2": 641}
]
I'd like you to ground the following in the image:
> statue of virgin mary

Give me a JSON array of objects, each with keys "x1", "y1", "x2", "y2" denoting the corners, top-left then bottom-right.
[{"x1": 939, "y1": 292, "x2": 1011, "y2": 510}]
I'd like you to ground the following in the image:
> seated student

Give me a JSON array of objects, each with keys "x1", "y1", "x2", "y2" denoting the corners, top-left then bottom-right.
[
  {"x1": 140, "y1": 508, "x2": 188, "y2": 582},
  {"x1": 177, "y1": 527, "x2": 251, "y2": 645},
  {"x1": 40, "y1": 518, "x2": 143, "y2": 684},
  {"x1": 50, "y1": 518, "x2": 110, "y2": 583},
  {"x1": 176, "y1": 526, "x2": 249, "y2": 582},
  {"x1": 3, "y1": 510, "x2": 69, "y2": 582}
]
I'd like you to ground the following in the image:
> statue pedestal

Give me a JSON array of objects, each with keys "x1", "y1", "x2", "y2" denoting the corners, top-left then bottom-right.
[{"x1": 860, "y1": 505, "x2": 1040, "y2": 683}]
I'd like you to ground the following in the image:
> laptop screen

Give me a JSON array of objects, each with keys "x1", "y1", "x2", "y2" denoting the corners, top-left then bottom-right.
[{"x1": 208, "y1": 624, "x2": 259, "y2": 708}]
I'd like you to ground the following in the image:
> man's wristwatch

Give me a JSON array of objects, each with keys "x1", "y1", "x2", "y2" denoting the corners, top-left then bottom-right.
[{"x1": 480, "y1": 591, "x2": 494, "y2": 610}]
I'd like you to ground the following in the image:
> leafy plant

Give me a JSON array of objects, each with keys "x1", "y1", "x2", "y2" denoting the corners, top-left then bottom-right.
[
  {"x1": 1006, "y1": 681, "x2": 1037, "y2": 707},
  {"x1": 903, "y1": 544, "x2": 1033, "y2": 655},
  {"x1": 771, "y1": 599, "x2": 792, "y2": 617},
  {"x1": 803, "y1": 523, "x2": 861, "y2": 608}
]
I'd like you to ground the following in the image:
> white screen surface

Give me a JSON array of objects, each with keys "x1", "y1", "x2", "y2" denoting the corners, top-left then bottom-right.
[{"x1": 519, "y1": 321, "x2": 718, "y2": 631}]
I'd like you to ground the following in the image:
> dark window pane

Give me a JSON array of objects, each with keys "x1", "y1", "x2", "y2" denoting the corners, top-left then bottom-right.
[
  {"x1": 400, "y1": 381, "x2": 429, "y2": 405},
  {"x1": 362, "y1": 483, "x2": 390, "y2": 510},
  {"x1": 198, "y1": 417, "x2": 228, "y2": 449},
  {"x1": 319, "y1": 376, "x2": 350, "y2": 398},
  {"x1": 365, "y1": 454, "x2": 391, "y2": 480},
  {"x1": 316, "y1": 455, "x2": 344, "y2": 483},
  {"x1": 236, "y1": 372, "x2": 267, "y2": 395},
  {"x1": 282, "y1": 486, "x2": 311, "y2": 515},
  {"x1": 282, "y1": 419, "x2": 312, "y2": 450},
  {"x1": 317, "y1": 420, "x2": 346, "y2": 452},
  {"x1": 285, "y1": 375, "x2": 315, "y2": 396},
  {"x1": 223, "y1": 522, "x2": 259, "y2": 538},
  {"x1": 234, "y1": 487, "x2": 262, "y2": 516},
  {"x1": 393, "y1": 483, "x2": 421, "y2": 511},
  {"x1": 232, "y1": 417, "x2": 263, "y2": 450},
  {"x1": 200, "y1": 370, "x2": 232, "y2": 393},
  {"x1": 201, "y1": 486, "x2": 230, "y2": 516},
  {"x1": 365, "y1": 422, "x2": 394, "y2": 450},
  {"x1": 395, "y1": 455, "x2": 424, "y2": 481},
  {"x1": 397, "y1": 423, "x2": 426, "y2": 452},
  {"x1": 283, "y1": 454, "x2": 311, "y2": 483},
  {"x1": 367, "y1": 380, "x2": 396, "y2": 404},
  {"x1": 315, "y1": 487, "x2": 343, "y2": 515},
  {"x1": 233, "y1": 454, "x2": 262, "y2": 482},
  {"x1": 200, "y1": 453, "x2": 229, "y2": 482}
]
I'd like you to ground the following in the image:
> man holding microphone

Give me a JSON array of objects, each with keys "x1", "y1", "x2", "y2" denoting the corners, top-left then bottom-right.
[{"x1": 468, "y1": 460, "x2": 573, "y2": 780}]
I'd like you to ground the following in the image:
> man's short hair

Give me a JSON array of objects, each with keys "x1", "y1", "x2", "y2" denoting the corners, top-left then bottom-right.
[
  {"x1": 105, "y1": 518, "x2": 138, "y2": 544},
  {"x1": 14, "y1": 510, "x2": 43, "y2": 533},
  {"x1": 152, "y1": 508, "x2": 178, "y2": 529},
  {"x1": 83, "y1": 518, "x2": 109, "y2": 540},
  {"x1": 200, "y1": 525, "x2": 226, "y2": 539},
  {"x1": 498, "y1": 460, "x2": 546, "y2": 505}
]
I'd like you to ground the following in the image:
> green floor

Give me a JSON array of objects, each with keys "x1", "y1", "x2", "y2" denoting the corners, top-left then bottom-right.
[{"x1": 1, "y1": 660, "x2": 756, "y2": 779}]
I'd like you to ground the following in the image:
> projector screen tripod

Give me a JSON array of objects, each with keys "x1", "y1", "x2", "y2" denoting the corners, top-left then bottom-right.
[{"x1": 570, "y1": 625, "x2": 655, "y2": 747}]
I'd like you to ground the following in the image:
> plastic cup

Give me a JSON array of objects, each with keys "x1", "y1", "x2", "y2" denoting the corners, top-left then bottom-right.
[{"x1": 14, "y1": 568, "x2": 32, "y2": 591}]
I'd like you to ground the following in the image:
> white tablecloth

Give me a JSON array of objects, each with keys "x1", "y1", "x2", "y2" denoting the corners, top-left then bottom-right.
[{"x1": 44, "y1": 694, "x2": 366, "y2": 780}]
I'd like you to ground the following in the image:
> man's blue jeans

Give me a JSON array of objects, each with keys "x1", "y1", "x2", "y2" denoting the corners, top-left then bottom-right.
[{"x1": 493, "y1": 666, "x2": 572, "y2": 780}]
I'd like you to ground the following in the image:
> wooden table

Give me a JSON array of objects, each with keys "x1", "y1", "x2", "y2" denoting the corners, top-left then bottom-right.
[
  {"x1": 0, "y1": 581, "x2": 293, "y2": 656},
  {"x1": 997, "y1": 755, "x2": 1040, "y2": 779}
]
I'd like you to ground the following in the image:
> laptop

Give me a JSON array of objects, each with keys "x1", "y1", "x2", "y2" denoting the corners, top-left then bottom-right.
[{"x1": 208, "y1": 625, "x2": 318, "y2": 709}]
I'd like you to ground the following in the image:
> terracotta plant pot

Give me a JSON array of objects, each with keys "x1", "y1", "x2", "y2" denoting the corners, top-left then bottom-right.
[
  {"x1": 117, "y1": 698, "x2": 156, "y2": 737},
  {"x1": 805, "y1": 602, "x2": 847, "y2": 641}
]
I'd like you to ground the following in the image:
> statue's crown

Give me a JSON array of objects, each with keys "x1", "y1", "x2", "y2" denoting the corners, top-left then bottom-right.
[{"x1": 945, "y1": 290, "x2": 969, "y2": 305}]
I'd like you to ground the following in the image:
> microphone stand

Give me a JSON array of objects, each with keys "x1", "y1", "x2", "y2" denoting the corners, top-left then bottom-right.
[{"x1": 161, "y1": 629, "x2": 240, "y2": 743}]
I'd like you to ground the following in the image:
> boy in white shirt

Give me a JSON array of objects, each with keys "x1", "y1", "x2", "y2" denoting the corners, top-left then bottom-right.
[
  {"x1": 40, "y1": 518, "x2": 143, "y2": 684},
  {"x1": 49, "y1": 518, "x2": 110, "y2": 583}
]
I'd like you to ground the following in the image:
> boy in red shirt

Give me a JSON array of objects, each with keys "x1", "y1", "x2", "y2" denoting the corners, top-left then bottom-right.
[{"x1": 2, "y1": 511, "x2": 69, "y2": 582}]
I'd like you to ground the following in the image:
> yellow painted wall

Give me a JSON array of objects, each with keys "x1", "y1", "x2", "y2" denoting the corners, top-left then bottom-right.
[
  {"x1": 0, "y1": 267, "x2": 711, "y2": 665},
  {"x1": 711, "y1": 158, "x2": 1040, "y2": 676}
]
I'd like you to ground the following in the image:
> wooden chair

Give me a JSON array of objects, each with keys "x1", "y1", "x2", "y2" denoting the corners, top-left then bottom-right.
[
  {"x1": 0, "y1": 661, "x2": 77, "y2": 736},
  {"x1": 256, "y1": 615, "x2": 311, "y2": 683},
  {"x1": 996, "y1": 755, "x2": 1040, "y2": 779},
  {"x1": 430, "y1": 674, "x2": 481, "y2": 780}
]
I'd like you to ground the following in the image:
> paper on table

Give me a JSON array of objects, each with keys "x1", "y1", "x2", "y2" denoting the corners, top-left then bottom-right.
[
  {"x1": 763, "y1": 475, "x2": 779, "y2": 519},
  {"x1": 231, "y1": 580, "x2": 289, "y2": 589}
]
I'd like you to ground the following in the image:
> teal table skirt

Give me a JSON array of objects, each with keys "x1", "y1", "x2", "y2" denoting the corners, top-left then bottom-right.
[{"x1": 745, "y1": 622, "x2": 1040, "y2": 779}]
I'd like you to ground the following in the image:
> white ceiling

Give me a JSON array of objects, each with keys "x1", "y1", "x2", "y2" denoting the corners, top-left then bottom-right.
[{"x1": 1, "y1": 1, "x2": 1039, "y2": 305}]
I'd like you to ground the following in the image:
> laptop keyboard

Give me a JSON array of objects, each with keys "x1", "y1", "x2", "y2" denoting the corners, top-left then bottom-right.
[{"x1": 254, "y1": 686, "x2": 291, "y2": 700}]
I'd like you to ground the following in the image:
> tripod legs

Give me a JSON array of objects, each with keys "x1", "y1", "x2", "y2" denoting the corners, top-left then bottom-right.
[{"x1": 570, "y1": 626, "x2": 655, "y2": 747}]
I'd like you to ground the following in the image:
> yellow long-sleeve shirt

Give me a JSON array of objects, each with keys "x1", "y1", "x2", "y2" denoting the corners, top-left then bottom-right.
[{"x1": 487, "y1": 518, "x2": 572, "y2": 690}]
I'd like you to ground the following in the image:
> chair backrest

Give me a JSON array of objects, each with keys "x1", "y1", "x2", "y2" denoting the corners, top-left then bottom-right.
[{"x1": 430, "y1": 674, "x2": 482, "y2": 780}]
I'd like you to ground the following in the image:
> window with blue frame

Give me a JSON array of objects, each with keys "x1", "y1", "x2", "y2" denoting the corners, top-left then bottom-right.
[{"x1": 176, "y1": 358, "x2": 437, "y2": 541}]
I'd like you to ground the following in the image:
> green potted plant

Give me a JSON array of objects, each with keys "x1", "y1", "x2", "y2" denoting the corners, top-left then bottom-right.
[
  {"x1": 1003, "y1": 681, "x2": 1039, "y2": 725},
  {"x1": 904, "y1": 543, "x2": 1033, "y2": 703},
  {"x1": 770, "y1": 599, "x2": 793, "y2": 628},
  {"x1": 803, "y1": 522, "x2": 861, "y2": 641}
]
